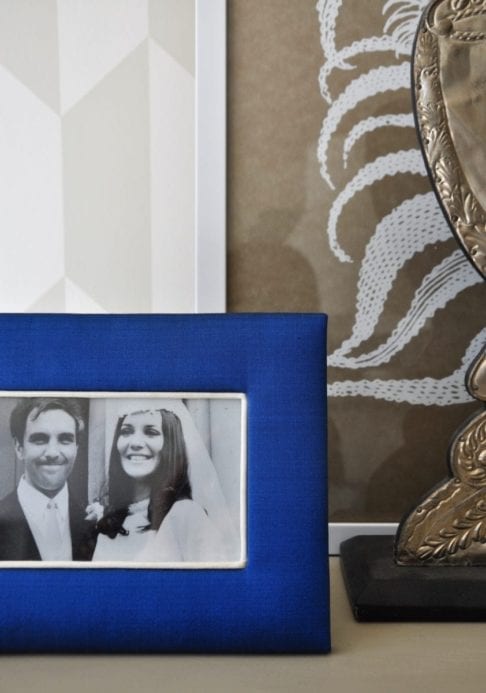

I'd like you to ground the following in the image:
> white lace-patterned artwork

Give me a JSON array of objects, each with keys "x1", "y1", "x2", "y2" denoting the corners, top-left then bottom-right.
[
  {"x1": 225, "y1": 0, "x2": 484, "y2": 521},
  {"x1": 317, "y1": 0, "x2": 484, "y2": 408},
  {"x1": 313, "y1": 0, "x2": 485, "y2": 521}
]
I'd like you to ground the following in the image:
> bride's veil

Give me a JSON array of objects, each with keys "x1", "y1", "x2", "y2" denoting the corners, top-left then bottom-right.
[{"x1": 89, "y1": 397, "x2": 240, "y2": 561}]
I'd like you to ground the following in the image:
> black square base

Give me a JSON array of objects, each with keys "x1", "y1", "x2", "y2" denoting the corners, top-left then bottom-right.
[{"x1": 341, "y1": 535, "x2": 486, "y2": 622}]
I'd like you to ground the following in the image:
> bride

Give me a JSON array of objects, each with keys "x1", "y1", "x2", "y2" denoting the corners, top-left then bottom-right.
[{"x1": 91, "y1": 399, "x2": 238, "y2": 564}]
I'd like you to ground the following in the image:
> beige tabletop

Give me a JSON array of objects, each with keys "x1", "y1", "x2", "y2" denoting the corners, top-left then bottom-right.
[{"x1": 0, "y1": 558, "x2": 483, "y2": 693}]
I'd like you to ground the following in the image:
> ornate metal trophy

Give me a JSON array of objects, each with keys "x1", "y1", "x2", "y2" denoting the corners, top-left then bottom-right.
[
  {"x1": 396, "y1": 0, "x2": 486, "y2": 566},
  {"x1": 341, "y1": 0, "x2": 486, "y2": 618}
]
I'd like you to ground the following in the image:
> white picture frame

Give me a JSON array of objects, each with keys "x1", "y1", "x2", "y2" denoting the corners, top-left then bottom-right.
[
  {"x1": 328, "y1": 523, "x2": 397, "y2": 555},
  {"x1": 195, "y1": 0, "x2": 226, "y2": 313}
]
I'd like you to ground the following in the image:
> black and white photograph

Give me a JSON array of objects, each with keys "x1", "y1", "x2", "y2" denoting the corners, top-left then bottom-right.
[{"x1": 0, "y1": 393, "x2": 245, "y2": 568}]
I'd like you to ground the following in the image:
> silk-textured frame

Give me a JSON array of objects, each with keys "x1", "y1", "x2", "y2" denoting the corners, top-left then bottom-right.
[{"x1": 0, "y1": 313, "x2": 329, "y2": 653}]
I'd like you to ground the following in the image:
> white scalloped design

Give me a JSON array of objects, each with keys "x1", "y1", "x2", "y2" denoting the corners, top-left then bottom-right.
[
  {"x1": 327, "y1": 149, "x2": 426, "y2": 262},
  {"x1": 328, "y1": 329, "x2": 486, "y2": 405},
  {"x1": 329, "y1": 250, "x2": 482, "y2": 368},
  {"x1": 329, "y1": 193, "x2": 459, "y2": 359},
  {"x1": 343, "y1": 113, "x2": 414, "y2": 165},
  {"x1": 317, "y1": 0, "x2": 482, "y2": 406},
  {"x1": 317, "y1": 64, "x2": 411, "y2": 188}
]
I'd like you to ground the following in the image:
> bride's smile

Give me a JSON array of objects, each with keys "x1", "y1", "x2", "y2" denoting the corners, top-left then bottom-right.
[{"x1": 117, "y1": 411, "x2": 164, "y2": 479}]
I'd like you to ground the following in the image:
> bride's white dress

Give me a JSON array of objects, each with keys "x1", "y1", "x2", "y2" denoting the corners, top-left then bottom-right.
[{"x1": 92, "y1": 497, "x2": 225, "y2": 563}]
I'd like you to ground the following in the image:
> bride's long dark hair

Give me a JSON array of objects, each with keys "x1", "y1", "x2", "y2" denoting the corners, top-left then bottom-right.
[{"x1": 97, "y1": 408, "x2": 192, "y2": 538}]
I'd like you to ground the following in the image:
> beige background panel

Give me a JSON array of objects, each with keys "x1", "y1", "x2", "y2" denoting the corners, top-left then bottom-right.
[
  {"x1": 63, "y1": 42, "x2": 151, "y2": 312},
  {"x1": 0, "y1": 0, "x2": 59, "y2": 112},
  {"x1": 149, "y1": 0, "x2": 195, "y2": 75},
  {"x1": 57, "y1": 0, "x2": 148, "y2": 114},
  {"x1": 28, "y1": 278, "x2": 106, "y2": 313},
  {"x1": 29, "y1": 279, "x2": 67, "y2": 313},
  {"x1": 0, "y1": 64, "x2": 64, "y2": 310},
  {"x1": 227, "y1": 0, "x2": 484, "y2": 522},
  {"x1": 149, "y1": 38, "x2": 195, "y2": 312}
]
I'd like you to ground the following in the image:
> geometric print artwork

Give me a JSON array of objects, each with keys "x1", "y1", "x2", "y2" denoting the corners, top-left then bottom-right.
[{"x1": 0, "y1": 0, "x2": 195, "y2": 313}]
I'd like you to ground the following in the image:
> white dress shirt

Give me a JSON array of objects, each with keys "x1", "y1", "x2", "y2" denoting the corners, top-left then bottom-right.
[{"x1": 17, "y1": 477, "x2": 72, "y2": 560}]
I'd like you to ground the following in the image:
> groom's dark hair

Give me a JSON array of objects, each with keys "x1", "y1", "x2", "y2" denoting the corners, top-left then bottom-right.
[{"x1": 10, "y1": 397, "x2": 85, "y2": 444}]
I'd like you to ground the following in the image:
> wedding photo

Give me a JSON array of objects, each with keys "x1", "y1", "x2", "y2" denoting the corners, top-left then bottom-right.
[{"x1": 0, "y1": 393, "x2": 245, "y2": 568}]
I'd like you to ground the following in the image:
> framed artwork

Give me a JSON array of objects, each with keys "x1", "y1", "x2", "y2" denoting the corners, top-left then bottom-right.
[
  {"x1": 0, "y1": 313, "x2": 329, "y2": 653},
  {"x1": 227, "y1": 0, "x2": 484, "y2": 551},
  {"x1": 0, "y1": 0, "x2": 226, "y2": 314}
]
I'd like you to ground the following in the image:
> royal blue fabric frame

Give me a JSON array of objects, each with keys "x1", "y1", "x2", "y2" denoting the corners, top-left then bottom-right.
[{"x1": 0, "y1": 313, "x2": 329, "y2": 653}]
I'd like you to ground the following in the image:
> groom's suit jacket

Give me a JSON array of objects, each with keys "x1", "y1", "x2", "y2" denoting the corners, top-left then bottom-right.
[{"x1": 0, "y1": 488, "x2": 96, "y2": 561}]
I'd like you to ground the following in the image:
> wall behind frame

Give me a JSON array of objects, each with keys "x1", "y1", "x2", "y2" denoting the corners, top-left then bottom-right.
[{"x1": 227, "y1": 0, "x2": 483, "y2": 523}]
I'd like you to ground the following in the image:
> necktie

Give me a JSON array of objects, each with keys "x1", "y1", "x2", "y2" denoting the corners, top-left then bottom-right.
[{"x1": 43, "y1": 500, "x2": 63, "y2": 560}]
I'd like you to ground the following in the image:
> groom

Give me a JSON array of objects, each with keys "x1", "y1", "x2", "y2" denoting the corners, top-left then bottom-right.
[{"x1": 0, "y1": 397, "x2": 95, "y2": 561}]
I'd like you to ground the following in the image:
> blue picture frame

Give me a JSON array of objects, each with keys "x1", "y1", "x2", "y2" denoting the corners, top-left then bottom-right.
[{"x1": 0, "y1": 313, "x2": 329, "y2": 653}]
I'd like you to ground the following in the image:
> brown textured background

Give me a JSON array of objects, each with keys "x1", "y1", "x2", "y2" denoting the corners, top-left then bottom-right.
[{"x1": 227, "y1": 0, "x2": 483, "y2": 522}]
